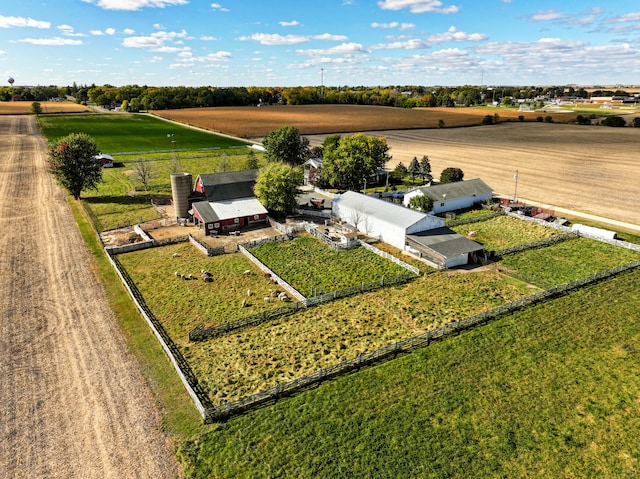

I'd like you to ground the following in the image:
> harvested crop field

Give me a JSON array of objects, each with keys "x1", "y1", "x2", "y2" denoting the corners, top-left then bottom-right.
[
  {"x1": 153, "y1": 104, "x2": 577, "y2": 138},
  {"x1": 154, "y1": 105, "x2": 640, "y2": 228},
  {"x1": 0, "y1": 101, "x2": 91, "y2": 115}
]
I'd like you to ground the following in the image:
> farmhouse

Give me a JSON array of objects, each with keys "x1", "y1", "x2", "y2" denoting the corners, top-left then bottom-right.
[
  {"x1": 403, "y1": 178, "x2": 493, "y2": 214},
  {"x1": 188, "y1": 169, "x2": 268, "y2": 234},
  {"x1": 332, "y1": 191, "x2": 483, "y2": 268}
]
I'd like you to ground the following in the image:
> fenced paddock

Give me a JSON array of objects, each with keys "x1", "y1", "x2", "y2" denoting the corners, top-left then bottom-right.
[{"x1": 200, "y1": 259, "x2": 640, "y2": 422}]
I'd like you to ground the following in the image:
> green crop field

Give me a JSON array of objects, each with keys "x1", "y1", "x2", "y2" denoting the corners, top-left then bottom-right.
[
  {"x1": 249, "y1": 235, "x2": 412, "y2": 295},
  {"x1": 177, "y1": 269, "x2": 640, "y2": 479},
  {"x1": 37, "y1": 113, "x2": 250, "y2": 153},
  {"x1": 37, "y1": 113, "x2": 263, "y2": 231}
]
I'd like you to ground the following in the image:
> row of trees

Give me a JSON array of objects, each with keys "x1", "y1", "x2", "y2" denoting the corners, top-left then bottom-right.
[{"x1": 6, "y1": 83, "x2": 636, "y2": 110}]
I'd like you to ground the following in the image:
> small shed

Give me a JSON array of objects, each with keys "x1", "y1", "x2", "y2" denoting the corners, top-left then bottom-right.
[{"x1": 406, "y1": 227, "x2": 485, "y2": 268}]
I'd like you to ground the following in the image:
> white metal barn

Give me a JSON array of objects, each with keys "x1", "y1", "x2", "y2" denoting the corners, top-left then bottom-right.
[
  {"x1": 403, "y1": 178, "x2": 493, "y2": 214},
  {"x1": 332, "y1": 191, "x2": 444, "y2": 250}
]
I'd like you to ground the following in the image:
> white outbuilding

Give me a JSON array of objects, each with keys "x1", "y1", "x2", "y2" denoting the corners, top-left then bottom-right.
[{"x1": 332, "y1": 191, "x2": 444, "y2": 250}]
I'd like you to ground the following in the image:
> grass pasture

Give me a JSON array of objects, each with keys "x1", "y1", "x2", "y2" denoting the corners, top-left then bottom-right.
[
  {"x1": 37, "y1": 113, "x2": 262, "y2": 231},
  {"x1": 178, "y1": 269, "x2": 640, "y2": 479},
  {"x1": 37, "y1": 112, "x2": 250, "y2": 153},
  {"x1": 450, "y1": 214, "x2": 562, "y2": 251},
  {"x1": 500, "y1": 237, "x2": 640, "y2": 289},
  {"x1": 249, "y1": 235, "x2": 413, "y2": 295}
]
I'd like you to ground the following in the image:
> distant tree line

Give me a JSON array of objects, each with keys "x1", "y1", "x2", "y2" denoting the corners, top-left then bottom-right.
[{"x1": 2, "y1": 83, "x2": 636, "y2": 111}]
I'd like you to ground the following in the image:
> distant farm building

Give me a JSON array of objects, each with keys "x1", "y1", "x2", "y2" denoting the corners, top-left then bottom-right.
[
  {"x1": 403, "y1": 178, "x2": 493, "y2": 214},
  {"x1": 332, "y1": 191, "x2": 483, "y2": 268}
]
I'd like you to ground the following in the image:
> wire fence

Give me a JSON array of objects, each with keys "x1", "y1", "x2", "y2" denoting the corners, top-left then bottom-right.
[
  {"x1": 492, "y1": 232, "x2": 579, "y2": 258},
  {"x1": 200, "y1": 259, "x2": 640, "y2": 422}
]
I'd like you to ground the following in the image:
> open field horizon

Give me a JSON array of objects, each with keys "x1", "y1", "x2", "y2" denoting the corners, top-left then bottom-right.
[{"x1": 156, "y1": 105, "x2": 639, "y2": 228}]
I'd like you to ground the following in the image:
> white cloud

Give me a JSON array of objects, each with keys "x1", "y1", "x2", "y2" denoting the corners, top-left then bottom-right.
[
  {"x1": 210, "y1": 3, "x2": 229, "y2": 12},
  {"x1": 280, "y1": 20, "x2": 300, "y2": 27},
  {"x1": 428, "y1": 26, "x2": 487, "y2": 43},
  {"x1": 527, "y1": 10, "x2": 568, "y2": 22},
  {"x1": 201, "y1": 35, "x2": 217, "y2": 41},
  {"x1": 371, "y1": 21, "x2": 415, "y2": 30},
  {"x1": 16, "y1": 37, "x2": 83, "y2": 46},
  {"x1": 240, "y1": 33, "x2": 309, "y2": 45},
  {"x1": 312, "y1": 33, "x2": 349, "y2": 41},
  {"x1": 123, "y1": 28, "x2": 135, "y2": 35},
  {"x1": 58, "y1": 25, "x2": 86, "y2": 37},
  {"x1": 371, "y1": 38, "x2": 431, "y2": 49},
  {"x1": 91, "y1": 27, "x2": 116, "y2": 35},
  {"x1": 296, "y1": 42, "x2": 366, "y2": 56},
  {"x1": 0, "y1": 15, "x2": 50, "y2": 29},
  {"x1": 82, "y1": 0, "x2": 188, "y2": 11},
  {"x1": 105, "y1": 28, "x2": 116, "y2": 35},
  {"x1": 604, "y1": 12, "x2": 640, "y2": 24},
  {"x1": 377, "y1": 0, "x2": 460, "y2": 14}
]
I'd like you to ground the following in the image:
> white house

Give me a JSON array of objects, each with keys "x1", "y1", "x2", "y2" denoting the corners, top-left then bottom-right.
[
  {"x1": 403, "y1": 178, "x2": 493, "y2": 214},
  {"x1": 332, "y1": 191, "x2": 444, "y2": 250}
]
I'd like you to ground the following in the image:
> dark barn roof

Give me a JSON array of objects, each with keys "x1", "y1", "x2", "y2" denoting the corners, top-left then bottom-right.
[
  {"x1": 197, "y1": 169, "x2": 259, "y2": 201},
  {"x1": 412, "y1": 178, "x2": 493, "y2": 201},
  {"x1": 407, "y1": 227, "x2": 484, "y2": 259}
]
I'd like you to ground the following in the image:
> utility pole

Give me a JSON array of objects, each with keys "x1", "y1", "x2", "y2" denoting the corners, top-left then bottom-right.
[
  {"x1": 320, "y1": 68, "x2": 324, "y2": 98},
  {"x1": 513, "y1": 170, "x2": 519, "y2": 203}
]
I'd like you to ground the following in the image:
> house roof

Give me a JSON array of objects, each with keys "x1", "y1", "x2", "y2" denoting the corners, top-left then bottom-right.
[
  {"x1": 334, "y1": 191, "x2": 429, "y2": 230},
  {"x1": 303, "y1": 158, "x2": 323, "y2": 169},
  {"x1": 407, "y1": 227, "x2": 484, "y2": 258},
  {"x1": 408, "y1": 178, "x2": 493, "y2": 201}
]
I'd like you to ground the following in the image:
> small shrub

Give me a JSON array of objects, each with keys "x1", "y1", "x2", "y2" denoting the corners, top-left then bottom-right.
[
  {"x1": 544, "y1": 116, "x2": 553, "y2": 123},
  {"x1": 518, "y1": 115, "x2": 525, "y2": 122},
  {"x1": 601, "y1": 115, "x2": 626, "y2": 127},
  {"x1": 536, "y1": 116, "x2": 544, "y2": 122}
]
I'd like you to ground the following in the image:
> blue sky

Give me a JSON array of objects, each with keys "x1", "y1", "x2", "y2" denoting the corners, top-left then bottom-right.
[{"x1": 0, "y1": 0, "x2": 639, "y2": 87}]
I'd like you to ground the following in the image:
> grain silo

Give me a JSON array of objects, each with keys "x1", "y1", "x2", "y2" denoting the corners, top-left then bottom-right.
[{"x1": 170, "y1": 172, "x2": 192, "y2": 220}]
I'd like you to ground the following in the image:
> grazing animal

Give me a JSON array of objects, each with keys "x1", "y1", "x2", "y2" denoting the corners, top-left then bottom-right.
[
  {"x1": 264, "y1": 272, "x2": 271, "y2": 278},
  {"x1": 172, "y1": 253, "x2": 180, "y2": 257},
  {"x1": 179, "y1": 274, "x2": 186, "y2": 280},
  {"x1": 243, "y1": 269, "x2": 252, "y2": 276},
  {"x1": 174, "y1": 271, "x2": 179, "y2": 277},
  {"x1": 188, "y1": 273, "x2": 194, "y2": 280},
  {"x1": 241, "y1": 298, "x2": 247, "y2": 308},
  {"x1": 467, "y1": 231, "x2": 477, "y2": 237},
  {"x1": 247, "y1": 288, "x2": 252, "y2": 297},
  {"x1": 264, "y1": 296, "x2": 272, "y2": 302}
]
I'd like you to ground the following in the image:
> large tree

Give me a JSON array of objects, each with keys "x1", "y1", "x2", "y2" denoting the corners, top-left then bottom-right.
[
  {"x1": 407, "y1": 156, "x2": 420, "y2": 181},
  {"x1": 419, "y1": 155, "x2": 433, "y2": 183},
  {"x1": 262, "y1": 126, "x2": 310, "y2": 166},
  {"x1": 47, "y1": 132, "x2": 102, "y2": 199},
  {"x1": 254, "y1": 162, "x2": 303, "y2": 215},
  {"x1": 320, "y1": 133, "x2": 390, "y2": 190},
  {"x1": 439, "y1": 167, "x2": 464, "y2": 184}
]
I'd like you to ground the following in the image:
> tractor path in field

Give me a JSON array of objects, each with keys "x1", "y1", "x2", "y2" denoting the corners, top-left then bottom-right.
[{"x1": 0, "y1": 116, "x2": 181, "y2": 479}]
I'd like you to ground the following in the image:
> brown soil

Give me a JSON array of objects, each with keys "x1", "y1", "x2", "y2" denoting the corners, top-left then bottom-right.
[
  {"x1": 0, "y1": 116, "x2": 181, "y2": 478},
  {"x1": 306, "y1": 122, "x2": 640, "y2": 228},
  {"x1": 153, "y1": 104, "x2": 578, "y2": 138},
  {"x1": 0, "y1": 101, "x2": 91, "y2": 115}
]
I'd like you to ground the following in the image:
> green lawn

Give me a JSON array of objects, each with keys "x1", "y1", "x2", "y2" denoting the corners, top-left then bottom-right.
[
  {"x1": 37, "y1": 112, "x2": 249, "y2": 153},
  {"x1": 38, "y1": 113, "x2": 262, "y2": 231},
  {"x1": 450, "y1": 215, "x2": 562, "y2": 250},
  {"x1": 178, "y1": 268, "x2": 640, "y2": 479},
  {"x1": 249, "y1": 235, "x2": 413, "y2": 295}
]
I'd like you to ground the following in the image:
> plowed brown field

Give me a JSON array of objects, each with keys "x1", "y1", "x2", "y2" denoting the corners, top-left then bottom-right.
[
  {"x1": 0, "y1": 116, "x2": 180, "y2": 479},
  {"x1": 156, "y1": 105, "x2": 639, "y2": 228},
  {"x1": 0, "y1": 101, "x2": 91, "y2": 115}
]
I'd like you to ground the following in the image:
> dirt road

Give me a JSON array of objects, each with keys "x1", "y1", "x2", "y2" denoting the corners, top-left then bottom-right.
[
  {"x1": 307, "y1": 122, "x2": 640, "y2": 228},
  {"x1": 0, "y1": 116, "x2": 181, "y2": 478}
]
